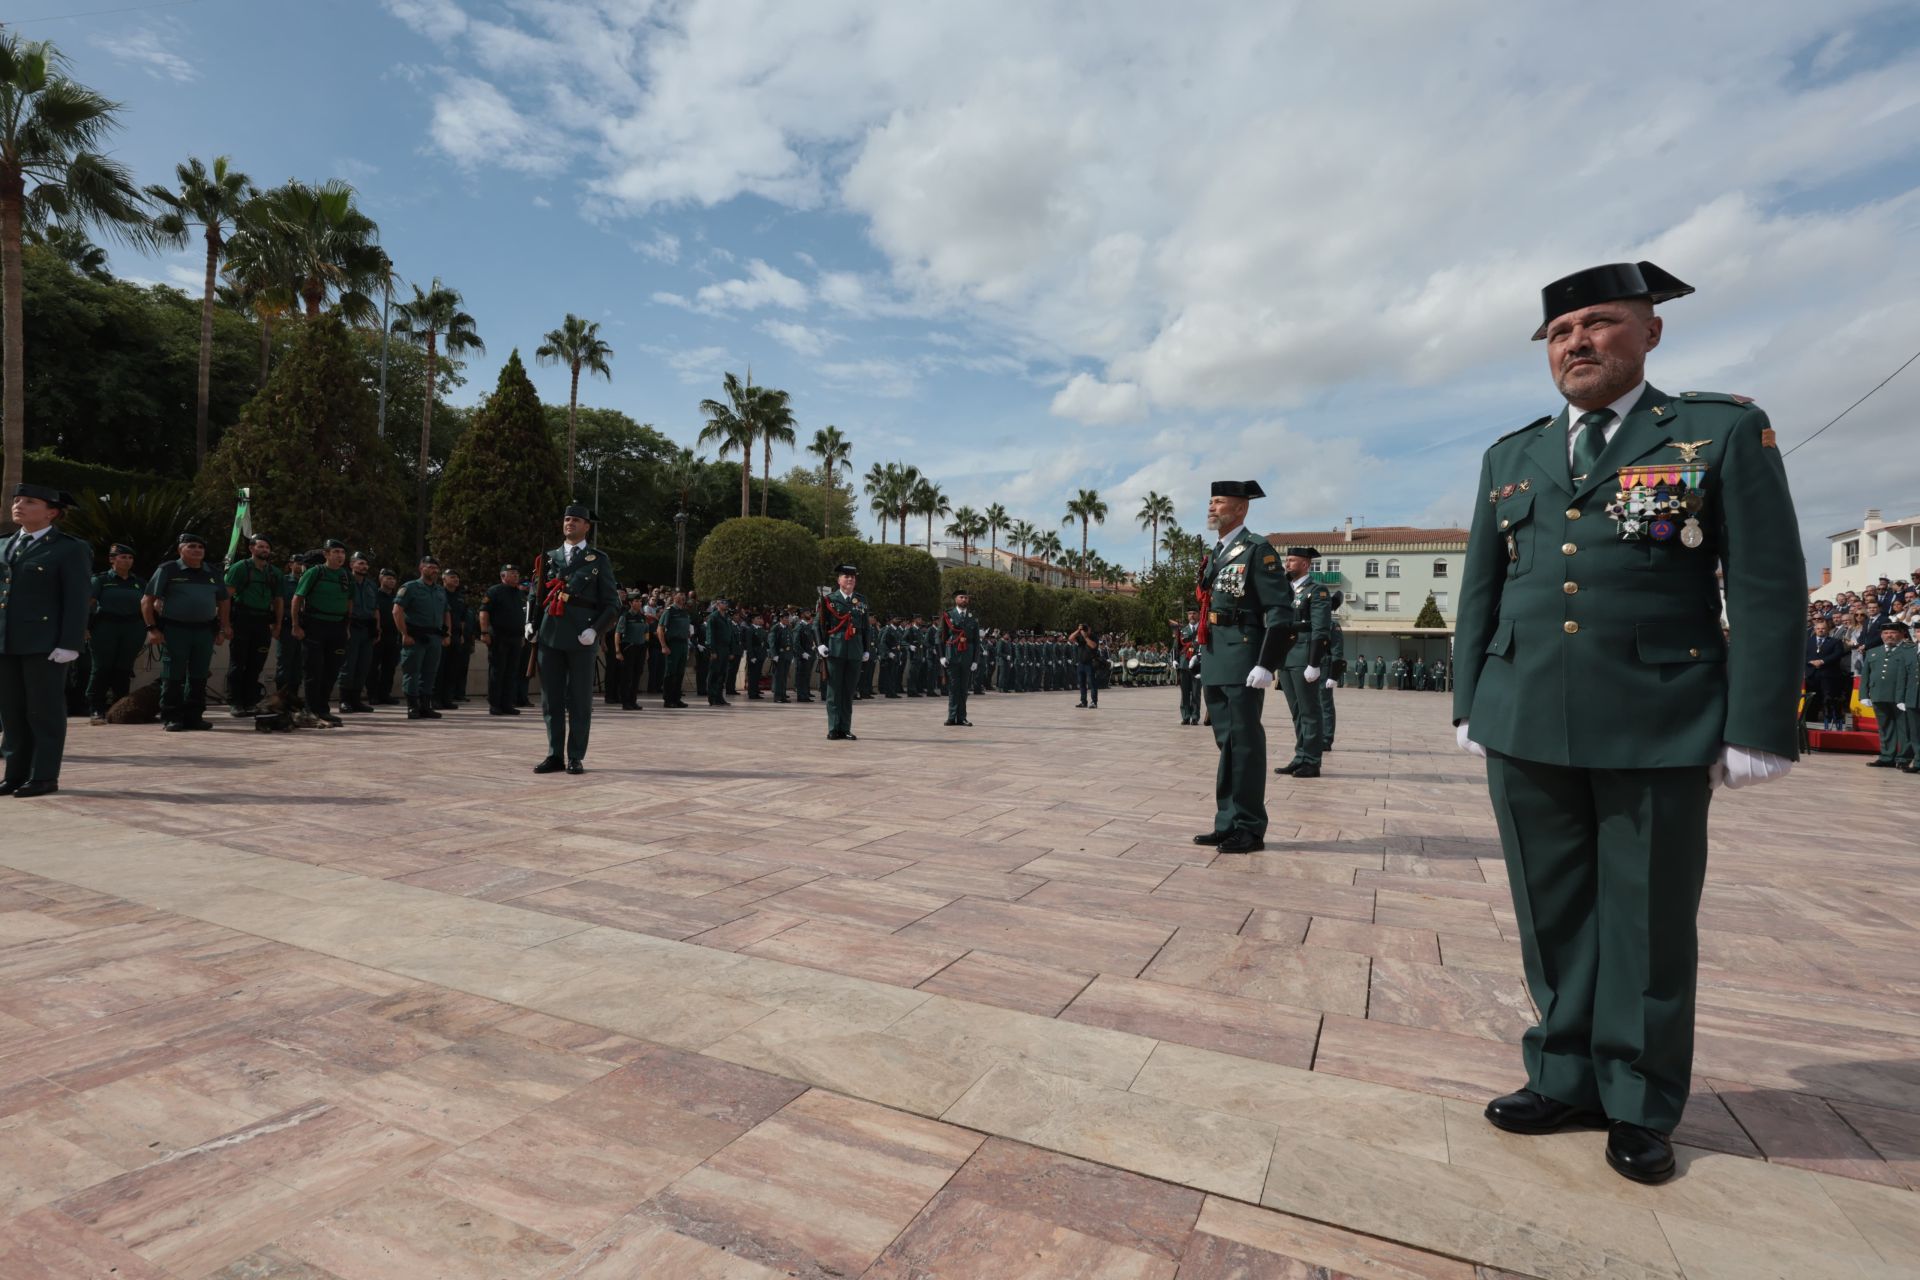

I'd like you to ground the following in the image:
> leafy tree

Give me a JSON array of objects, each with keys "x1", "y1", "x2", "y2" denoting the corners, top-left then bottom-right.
[
  {"x1": 692, "y1": 516, "x2": 820, "y2": 608},
  {"x1": 235, "y1": 179, "x2": 386, "y2": 321},
  {"x1": 391, "y1": 277, "x2": 483, "y2": 555},
  {"x1": 946, "y1": 505, "x2": 981, "y2": 563},
  {"x1": 1415, "y1": 591, "x2": 1445, "y2": 628},
  {"x1": 1032, "y1": 528, "x2": 1065, "y2": 573},
  {"x1": 1062, "y1": 488, "x2": 1108, "y2": 589},
  {"x1": 1007, "y1": 518, "x2": 1035, "y2": 561},
  {"x1": 430, "y1": 350, "x2": 566, "y2": 589},
  {"x1": 148, "y1": 156, "x2": 255, "y2": 466},
  {"x1": 819, "y1": 536, "x2": 939, "y2": 619},
  {"x1": 195, "y1": 316, "x2": 408, "y2": 567},
  {"x1": 534, "y1": 312, "x2": 613, "y2": 495},
  {"x1": 0, "y1": 33, "x2": 151, "y2": 518},
  {"x1": 1137, "y1": 491, "x2": 1174, "y2": 569},
  {"x1": 698, "y1": 371, "x2": 758, "y2": 517},
  {"x1": 58, "y1": 484, "x2": 216, "y2": 573},
  {"x1": 776, "y1": 465, "x2": 857, "y2": 547},
  {"x1": 939, "y1": 565, "x2": 1019, "y2": 629},
  {"x1": 27, "y1": 223, "x2": 108, "y2": 279},
  {"x1": 807, "y1": 424, "x2": 852, "y2": 537}
]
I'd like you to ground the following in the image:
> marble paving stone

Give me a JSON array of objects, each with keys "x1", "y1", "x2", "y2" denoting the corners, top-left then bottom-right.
[
  {"x1": 705, "y1": 1009, "x2": 985, "y2": 1117},
  {"x1": 543, "y1": 1043, "x2": 806, "y2": 1161},
  {"x1": 276, "y1": 1180, "x2": 573, "y2": 1280},
  {"x1": 1014, "y1": 851, "x2": 1175, "y2": 893},
  {"x1": 741, "y1": 918, "x2": 967, "y2": 986},
  {"x1": 864, "y1": 1195, "x2": 1176, "y2": 1279},
  {"x1": 1830, "y1": 1099, "x2": 1920, "y2": 1189},
  {"x1": 944, "y1": 1062, "x2": 1277, "y2": 1201},
  {"x1": 1653, "y1": 1211, "x2": 1901, "y2": 1280},
  {"x1": 1238, "y1": 908, "x2": 1313, "y2": 943},
  {"x1": 898, "y1": 897, "x2": 1173, "y2": 975},
  {"x1": 753, "y1": 876, "x2": 955, "y2": 931},
  {"x1": 1367, "y1": 958, "x2": 1536, "y2": 1043},
  {"x1": 890, "y1": 994, "x2": 1158, "y2": 1089},
  {"x1": 1139, "y1": 930, "x2": 1371, "y2": 1016},
  {"x1": 548, "y1": 1219, "x2": 791, "y2": 1278},
  {"x1": 1670, "y1": 1088, "x2": 1762, "y2": 1160},
  {"x1": 1710, "y1": 1081, "x2": 1907, "y2": 1187},
  {"x1": 0, "y1": 1205, "x2": 175, "y2": 1280},
  {"x1": 640, "y1": 1089, "x2": 980, "y2": 1279},
  {"x1": 1813, "y1": 1172, "x2": 1920, "y2": 1271},
  {"x1": 0, "y1": 1111, "x2": 127, "y2": 1217},
  {"x1": 389, "y1": 861, "x2": 577, "y2": 902},
  {"x1": 539, "y1": 974, "x2": 772, "y2": 1051},
  {"x1": 32, "y1": 1070, "x2": 269, "y2": 1168},
  {"x1": 513, "y1": 880, "x2": 750, "y2": 940},
  {"x1": 685, "y1": 951, "x2": 928, "y2": 1029},
  {"x1": 914, "y1": 950, "x2": 1094, "y2": 1017},
  {"x1": 1059, "y1": 973, "x2": 1321, "y2": 1068},
  {"x1": 1313, "y1": 1013, "x2": 1517, "y2": 1102},
  {"x1": 1434, "y1": 931, "x2": 1526, "y2": 975},
  {"x1": 1019, "y1": 879, "x2": 1254, "y2": 934},
  {"x1": 1156, "y1": 864, "x2": 1377, "y2": 923},
  {"x1": 485, "y1": 1011, "x2": 651, "y2": 1064},
  {"x1": 1306, "y1": 916, "x2": 1442, "y2": 964},
  {"x1": 1374, "y1": 888, "x2": 1503, "y2": 938},
  {"x1": 258, "y1": 1008, "x2": 454, "y2": 1074},
  {"x1": 687, "y1": 908, "x2": 809, "y2": 951},
  {"x1": 207, "y1": 1244, "x2": 349, "y2": 1278},
  {"x1": 877, "y1": 861, "x2": 1047, "y2": 902},
  {"x1": 1187, "y1": 1194, "x2": 1475, "y2": 1280}
]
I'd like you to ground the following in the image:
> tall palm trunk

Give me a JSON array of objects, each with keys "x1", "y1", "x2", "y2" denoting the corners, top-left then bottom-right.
[
  {"x1": 1149, "y1": 517, "x2": 1159, "y2": 569},
  {"x1": 303, "y1": 277, "x2": 323, "y2": 316},
  {"x1": 416, "y1": 331, "x2": 437, "y2": 557},
  {"x1": 565, "y1": 363, "x2": 580, "y2": 494},
  {"x1": 1079, "y1": 519, "x2": 1090, "y2": 588},
  {"x1": 195, "y1": 225, "x2": 218, "y2": 465},
  {"x1": 1, "y1": 178, "x2": 25, "y2": 519},
  {"x1": 739, "y1": 454, "x2": 751, "y2": 518},
  {"x1": 761, "y1": 438, "x2": 771, "y2": 517},
  {"x1": 925, "y1": 514, "x2": 934, "y2": 553},
  {"x1": 822, "y1": 472, "x2": 832, "y2": 537}
]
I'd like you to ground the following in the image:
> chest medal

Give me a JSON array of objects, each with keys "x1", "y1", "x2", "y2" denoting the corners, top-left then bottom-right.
[{"x1": 1605, "y1": 459, "x2": 1708, "y2": 547}]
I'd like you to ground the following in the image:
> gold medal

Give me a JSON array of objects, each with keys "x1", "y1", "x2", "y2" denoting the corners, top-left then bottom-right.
[{"x1": 1680, "y1": 517, "x2": 1704, "y2": 549}]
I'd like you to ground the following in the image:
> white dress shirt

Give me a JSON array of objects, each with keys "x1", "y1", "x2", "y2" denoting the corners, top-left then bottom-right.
[{"x1": 1564, "y1": 380, "x2": 1647, "y2": 467}]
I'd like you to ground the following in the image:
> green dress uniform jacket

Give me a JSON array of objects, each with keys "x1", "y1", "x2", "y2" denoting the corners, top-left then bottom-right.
[
  {"x1": 790, "y1": 618, "x2": 817, "y2": 702},
  {"x1": 1863, "y1": 641, "x2": 1918, "y2": 764},
  {"x1": 702, "y1": 608, "x2": 737, "y2": 704},
  {"x1": 0, "y1": 526, "x2": 92, "y2": 783},
  {"x1": 939, "y1": 606, "x2": 982, "y2": 722},
  {"x1": 816, "y1": 588, "x2": 873, "y2": 736},
  {"x1": 535, "y1": 543, "x2": 618, "y2": 763},
  {"x1": 1197, "y1": 526, "x2": 1294, "y2": 839},
  {"x1": 1451, "y1": 384, "x2": 1805, "y2": 1133},
  {"x1": 1279, "y1": 574, "x2": 1332, "y2": 767}
]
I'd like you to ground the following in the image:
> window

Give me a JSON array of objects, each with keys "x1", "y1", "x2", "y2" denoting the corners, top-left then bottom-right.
[
  {"x1": 1385, "y1": 591, "x2": 1401, "y2": 612},
  {"x1": 1433, "y1": 591, "x2": 1449, "y2": 611},
  {"x1": 1365, "y1": 560, "x2": 1380, "y2": 578},
  {"x1": 1323, "y1": 558, "x2": 1341, "y2": 575},
  {"x1": 1385, "y1": 560, "x2": 1401, "y2": 579},
  {"x1": 1843, "y1": 539, "x2": 1860, "y2": 567},
  {"x1": 1868, "y1": 533, "x2": 1879, "y2": 556},
  {"x1": 1363, "y1": 592, "x2": 1380, "y2": 611},
  {"x1": 1432, "y1": 559, "x2": 1448, "y2": 578}
]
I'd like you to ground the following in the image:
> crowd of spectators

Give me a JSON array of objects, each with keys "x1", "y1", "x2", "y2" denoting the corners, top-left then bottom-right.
[{"x1": 1803, "y1": 575, "x2": 1919, "y2": 729}]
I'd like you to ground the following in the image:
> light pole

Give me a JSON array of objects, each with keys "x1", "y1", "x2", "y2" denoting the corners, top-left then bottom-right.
[
  {"x1": 673, "y1": 510, "x2": 689, "y2": 591},
  {"x1": 376, "y1": 276, "x2": 392, "y2": 438}
]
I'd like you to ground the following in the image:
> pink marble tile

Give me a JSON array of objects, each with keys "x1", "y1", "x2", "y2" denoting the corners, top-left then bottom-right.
[{"x1": 915, "y1": 951, "x2": 1093, "y2": 1017}]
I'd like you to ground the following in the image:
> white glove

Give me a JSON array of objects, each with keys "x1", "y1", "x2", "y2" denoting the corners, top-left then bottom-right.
[
  {"x1": 970, "y1": 663, "x2": 977, "y2": 672},
  {"x1": 863, "y1": 651, "x2": 871, "y2": 661},
  {"x1": 49, "y1": 648, "x2": 79, "y2": 664},
  {"x1": 1189, "y1": 656, "x2": 1201, "y2": 670},
  {"x1": 1303, "y1": 666, "x2": 1321, "y2": 682},
  {"x1": 816, "y1": 645, "x2": 828, "y2": 658},
  {"x1": 939, "y1": 657, "x2": 948, "y2": 668},
  {"x1": 1455, "y1": 720, "x2": 1487, "y2": 758},
  {"x1": 1245, "y1": 665, "x2": 1275, "y2": 689},
  {"x1": 1710, "y1": 745, "x2": 1793, "y2": 791},
  {"x1": 524, "y1": 622, "x2": 535, "y2": 641},
  {"x1": 578, "y1": 628, "x2": 596, "y2": 646},
  {"x1": 1900, "y1": 703, "x2": 1910, "y2": 713}
]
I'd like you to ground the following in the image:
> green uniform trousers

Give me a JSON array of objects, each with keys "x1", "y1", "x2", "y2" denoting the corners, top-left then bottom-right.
[
  {"x1": 0, "y1": 652, "x2": 69, "y2": 782},
  {"x1": 538, "y1": 638, "x2": 597, "y2": 762},
  {"x1": 793, "y1": 654, "x2": 815, "y2": 702},
  {"x1": 159, "y1": 622, "x2": 216, "y2": 724},
  {"x1": 1486, "y1": 752, "x2": 1712, "y2": 1132},
  {"x1": 823, "y1": 655, "x2": 860, "y2": 735},
  {"x1": 1279, "y1": 665, "x2": 1324, "y2": 766},
  {"x1": 662, "y1": 639, "x2": 688, "y2": 704},
  {"x1": 946, "y1": 660, "x2": 970, "y2": 722},
  {"x1": 1178, "y1": 665, "x2": 1200, "y2": 723},
  {"x1": 1203, "y1": 683, "x2": 1267, "y2": 838},
  {"x1": 275, "y1": 633, "x2": 304, "y2": 704},
  {"x1": 399, "y1": 630, "x2": 442, "y2": 699},
  {"x1": 1317, "y1": 677, "x2": 1336, "y2": 753},
  {"x1": 341, "y1": 620, "x2": 378, "y2": 699},
  {"x1": 771, "y1": 656, "x2": 790, "y2": 700},
  {"x1": 85, "y1": 618, "x2": 145, "y2": 714},
  {"x1": 1871, "y1": 702, "x2": 1911, "y2": 764}
]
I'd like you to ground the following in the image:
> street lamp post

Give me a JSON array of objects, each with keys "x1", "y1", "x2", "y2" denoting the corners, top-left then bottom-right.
[
  {"x1": 376, "y1": 276, "x2": 392, "y2": 438},
  {"x1": 673, "y1": 510, "x2": 689, "y2": 591}
]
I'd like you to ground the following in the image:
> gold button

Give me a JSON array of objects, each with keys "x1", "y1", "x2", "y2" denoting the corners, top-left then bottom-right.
[
  {"x1": 1688, "y1": 647, "x2": 1700, "y2": 658},
  {"x1": 1499, "y1": 518, "x2": 1510, "y2": 530},
  {"x1": 1562, "y1": 542, "x2": 1577, "y2": 555},
  {"x1": 1563, "y1": 621, "x2": 1579, "y2": 634},
  {"x1": 1565, "y1": 508, "x2": 1581, "y2": 520},
  {"x1": 1563, "y1": 582, "x2": 1579, "y2": 595}
]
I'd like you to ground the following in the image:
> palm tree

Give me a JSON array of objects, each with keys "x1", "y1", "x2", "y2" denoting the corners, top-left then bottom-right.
[
  {"x1": 535, "y1": 313, "x2": 614, "y2": 495},
  {"x1": 808, "y1": 425, "x2": 852, "y2": 537},
  {"x1": 946, "y1": 506, "x2": 982, "y2": 564},
  {"x1": 1033, "y1": 530, "x2": 1064, "y2": 582},
  {"x1": 148, "y1": 156, "x2": 256, "y2": 466},
  {"x1": 390, "y1": 277, "x2": 484, "y2": 555},
  {"x1": 28, "y1": 223, "x2": 108, "y2": 278},
  {"x1": 218, "y1": 219, "x2": 296, "y2": 387},
  {"x1": 753, "y1": 385, "x2": 796, "y2": 517},
  {"x1": 699, "y1": 371, "x2": 765, "y2": 517},
  {"x1": 667, "y1": 444, "x2": 704, "y2": 510},
  {"x1": 237, "y1": 179, "x2": 385, "y2": 322},
  {"x1": 1008, "y1": 519, "x2": 1036, "y2": 561},
  {"x1": 862, "y1": 461, "x2": 894, "y2": 542},
  {"x1": 1062, "y1": 488, "x2": 1109, "y2": 589},
  {"x1": 983, "y1": 502, "x2": 1009, "y2": 570},
  {"x1": 912, "y1": 479, "x2": 950, "y2": 554},
  {"x1": 1137, "y1": 491, "x2": 1175, "y2": 570},
  {"x1": 0, "y1": 34, "x2": 150, "y2": 512}
]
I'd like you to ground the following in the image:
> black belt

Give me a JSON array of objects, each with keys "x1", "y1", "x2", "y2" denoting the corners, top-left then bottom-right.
[
  {"x1": 307, "y1": 613, "x2": 347, "y2": 624},
  {"x1": 162, "y1": 618, "x2": 217, "y2": 630},
  {"x1": 1206, "y1": 608, "x2": 1259, "y2": 626},
  {"x1": 407, "y1": 625, "x2": 444, "y2": 640},
  {"x1": 95, "y1": 612, "x2": 144, "y2": 624},
  {"x1": 350, "y1": 615, "x2": 379, "y2": 628}
]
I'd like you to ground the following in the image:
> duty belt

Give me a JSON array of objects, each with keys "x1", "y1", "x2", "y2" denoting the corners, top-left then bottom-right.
[{"x1": 1206, "y1": 608, "x2": 1258, "y2": 627}]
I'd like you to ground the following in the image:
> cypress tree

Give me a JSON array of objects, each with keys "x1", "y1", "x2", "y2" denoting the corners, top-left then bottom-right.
[
  {"x1": 195, "y1": 316, "x2": 408, "y2": 564},
  {"x1": 428, "y1": 350, "x2": 566, "y2": 588},
  {"x1": 1414, "y1": 592, "x2": 1445, "y2": 627}
]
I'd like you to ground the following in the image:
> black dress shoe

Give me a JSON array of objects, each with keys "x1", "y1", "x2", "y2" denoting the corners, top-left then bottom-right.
[
  {"x1": 1291, "y1": 764, "x2": 1321, "y2": 778},
  {"x1": 13, "y1": 780, "x2": 57, "y2": 798},
  {"x1": 1216, "y1": 829, "x2": 1264, "y2": 854},
  {"x1": 827, "y1": 730, "x2": 844, "y2": 740},
  {"x1": 1483, "y1": 1088, "x2": 1600, "y2": 1135},
  {"x1": 1605, "y1": 1121, "x2": 1676, "y2": 1184},
  {"x1": 957, "y1": 719, "x2": 973, "y2": 726},
  {"x1": 844, "y1": 732, "x2": 858, "y2": 741},
  {"x1": 565, "y1": 761, "x2": 585, "y2": 775},
  {"x1": 0, "y1": 779, "x2": 21, "y2": 796},
  {"x1": 1192, "y1": 831, "x2": 1228, "y2": 846},
  {"x1": 1866, "y1": 759, "x2": 1894, "y2": 767},
  {"x1": 1274, "y1": 761, "x2": 1301, "y2": 775},
  {"x1": 533, "y1": 757, "x2": 565, "y2": 774}
]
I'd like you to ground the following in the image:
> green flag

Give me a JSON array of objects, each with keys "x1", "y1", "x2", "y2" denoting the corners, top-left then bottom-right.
[{"x1": 224, "y1": 487, "x2": 252, "y2": 568}]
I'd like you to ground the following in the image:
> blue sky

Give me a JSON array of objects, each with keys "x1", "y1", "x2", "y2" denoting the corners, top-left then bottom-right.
[{"x1": 38, "y1": 0, "x2": 1920, "y2": 575}]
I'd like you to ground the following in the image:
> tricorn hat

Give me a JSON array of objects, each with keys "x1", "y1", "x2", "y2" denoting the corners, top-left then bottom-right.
[
  {"x1": 109, "y1": 542, "x2": 135, "y2": 557},
  {"x1": 563, "y1": 502, "x2": 593, "y2": 521},
  {"x1": 1286, "y1": 546, "x2": 1320, "y2": 559},
  {"x1": 11, "y1": 482, "x2": 72, "y2": 509},
  {"x1": 1210, "y1": 480, "x2": 1265, "y2": 499},
  {"x1": 835, "y1": 563, "x2": 859, "y2": 576},
  {"x1": 1881, "y1": 619, "x2": 1911, "y2": 635},
  {"x1": 177, "y1": 531, "x2": 207, "y2": 547},
  {"x1": 1533, "y1": 260, "x2": 1693, "y2": 340}
]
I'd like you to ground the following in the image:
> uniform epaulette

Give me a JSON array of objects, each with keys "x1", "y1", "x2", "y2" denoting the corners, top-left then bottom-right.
[
  {"x1": 1677, "y1": 392, "x2": 1758, "y2": 407},
  {"x1": 1493, "y1": 415, "x2": 1555, "y2": 445}
]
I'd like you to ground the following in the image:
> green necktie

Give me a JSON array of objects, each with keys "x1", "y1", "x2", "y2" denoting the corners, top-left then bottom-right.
[{"x1": 1571, "y1": 409, "x2": 1611, "y2": 481}]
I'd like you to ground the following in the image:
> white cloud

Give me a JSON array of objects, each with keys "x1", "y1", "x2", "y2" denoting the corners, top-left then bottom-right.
[
  {"x1": 428, "y1": 73, "x2": 570, "y2": 175},
  {"x1": 693, "y1": 259, "x2": 808, "y2": 311},
  {"x1": 652, "y1": 344, "x2": 732, "y2": 385},
  {"x1": 531, "y1": 194, "x2": 552, "y2": 208},
  {"x1": 761, "y1": 320, "x2": 837, "y2": 357},
  {"x1": 633, "y1": 229, "x2": 681, "y2": 263},
  {"x1": 818, "y1": 358, "x2": 917, "y2": 398},
  {"x1": 1050, "y1": 372, "x2": 1145, "y2": 424},
  {"x1": 93, "y1": 25, "x2": 197, "y2": 82},
  {"x1": 383, "y1": 0, "x2": 469, "y2": 42}
]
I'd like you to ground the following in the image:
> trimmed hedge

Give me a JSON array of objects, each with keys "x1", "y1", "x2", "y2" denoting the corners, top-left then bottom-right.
[
  {"x1": 693, "y1": 517, "x2": 821, "y2": 607},
  {"x1": 938, "y1": 566, "x2": 1020, "y2": 630},
  {"x1": 820, "y1": 537, "x2": 940, "y2": 619}
]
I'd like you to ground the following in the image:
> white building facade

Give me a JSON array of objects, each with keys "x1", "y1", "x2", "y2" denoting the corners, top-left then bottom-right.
[
  {"x1": 1264, "y1": 522, "x2": 1469, "y2": 654},
  {"x1": 1820, "y1": 509, "x2": 1920, "y2": 599}
]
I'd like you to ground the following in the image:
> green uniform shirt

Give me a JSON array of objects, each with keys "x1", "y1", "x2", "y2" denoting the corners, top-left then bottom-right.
[
  {"x1": 91, "y1": 570, "x2": 146, "y2": 619},
  {"x1": 146, "y1": 560, "x2": 227, "y2": 625},
  {"x1": 1863, "y1": 641, "x2": 1918, "y2": 704},
  {"x1": 618, "y1": 611, "x2": 652, "y2": 646},
  {"x1": 294, "y1": 564, "x2": 353, "y2": 620},
  {"x1": 660, "y1": 605, "x2": 692, "y2": 643},
  {"x1": 395, "y1": 577, "x2": 448, "y2": 631},
  {"x1": 224, "y1": 557, "x2": 283, "y2": 614}
]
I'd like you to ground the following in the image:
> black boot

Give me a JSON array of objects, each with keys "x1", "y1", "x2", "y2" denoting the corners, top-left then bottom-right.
[{"x1": 421, "y1": 696, "x2": 443, "y2": 719}]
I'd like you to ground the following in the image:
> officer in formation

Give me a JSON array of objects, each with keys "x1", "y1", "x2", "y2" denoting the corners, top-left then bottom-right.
[
  {"x1": 142, "y1": 532, "x2": 232, "y2": 733},
  {"x1": 436, "y1": 569, "x2": 473, "y2": 710},
  {"x1": 0, "y1": 485, "x2": 90, "y2": 795},
  {"x1": 371, "y1": 568, "x2": 402, "y2": 704},
  {"x1": 612, "y1": 591, "x2": 657, "y2": 710},
  {"x1": 533, "y1": 502, "x2": 619, "y2": 773},
  {"x1": 86, "y1": 542, "x2": 145, "y2": 725},
  {"x1": 223, "y1": 534, "x2": 281, "y2": 715},
  {"x1": 768, "y1": 609, "x2": 794, "y2": 701},
  {"x1": 274, "y1": 548, "x2": 307, "y2": 710},
  {"x1": 1175, "y1": 607, "x2": 1202, "y2": 724},
  {"x1": 339, "y1": 551, "x2": 382, "y2": 714},
  {"x1": 815, "y1": 563, "x2": 873, "y2": 740},
  {"x1": 1863, "y1": 618, "x2": 1916, "y2": 770},
  {"x1": 1317, "y1": 589, "x2": 1344, "y2": 755},
  {"x1": 394, "y1": 555, "x2": 451, "y2": 720},
  {"x1": 1454, "y1": 260, "x2": 1803, "y2": 1185},
  {"x1": 658, "y1": 590, "x2": 693, "y2": 708},
  {"x1": 1274, "y1": 546, "x2": 1331, "y2": 779},
  {"x1": 938, "y1": 588, "x2": 981, "y2": 726},
  {"x1": 703, "y1": 597, "x2": 737, "y2": 706},
  {"x1": 790, "y1": 608, "x2": 816, "y2": 703},
  {"x1": 291, "y1": 539, "x2": 353, "y2": 727},
  {"x1": 480, "y1": 564, "x2": 526, "y2": 716},
  {"x1": 1192, "y1": 480, "x2": 1293, "y2": 855},
  {"x1": 743, "y1": 612, "x2": 768, "y2": 700}
]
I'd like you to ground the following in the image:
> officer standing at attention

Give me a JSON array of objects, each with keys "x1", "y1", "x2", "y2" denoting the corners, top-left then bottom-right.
[
  {"x1": 790, "y1": 607, "x2": 817, "y2": 703},
  {"x1": 703, "y1": 597, "x2": 736, "y2": 707},
  {"x1": 1176, "y1": 608, "x2": 1202, "y2": 724},
  {"x1": 1454, "y1": 261, "x2": 1803, "y2": 1185},
  {"x1": 291, "y1": 539, "x2": 352, "y2": 728},
  {"x1": 1370, "y1": 653, "x2": 1386, "y2": 689},
  {"x1": 479, "y1": 565, "x2": 526, "y2": 716},
  {"x1": 0, "y1": 485, "x2": 90, "y2": 794},
  {"x1": 370, "y1": 569, "x2": 403, "y2": 704},
  {"x1": 274, "y1": 549, "x2": 309, "y2": 711},
  {"x1": 339, "y1": 551, "x2": 381, "y2": 714},
  {"x1": 142, "y1": 532, "x2": 231, "y2": 733},
  {"x1": 1275, "y1": 547, "x2": 1331, "y2": 779},
  {"x1": 534, "y1": 503, "x2": 619, "y2": 773},
  {"x1": 222, "y1": 534, "x2": 281, "y2": 716},
  {"x1": 769, "y1": 609, "x2": 793, "y2": 702},
  {"x1": 437, "y1": 569, "x2": 472, "y2": 709},
  {"x1": 659, "y1": 590, "x2": 693, "y2": 708},
  {"x1": 939, "y1": 589, "x2": 981, "y2": 726},
  {"x1": 393, "y1": 555, "x2": 450, "y2": 721},
  {"x1": 86, "y1": 542, "x2": 146, "y2": 725},
  {"x1": 1192, "y1": 481, "x2": 1293, "y2": 855},
  {"x1": 1318, "y1": 589, "x2": 1344, "y2": 755},
  {"x1": 816, "y1": 564, "x2": 873, "y2": 740},
  {"x1": 1862, "y1": 619, "x2": 1916, "y2": 770}
]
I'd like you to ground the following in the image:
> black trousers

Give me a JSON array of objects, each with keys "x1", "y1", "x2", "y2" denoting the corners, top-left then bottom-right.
[
  {"x1": 616, "y1": 651, "x2": 645, "y2": 706},
  {"x1": 302, "y1": 618, "x2": 349, "y2": 714},
  {"x1": 228, "y1": 610, "x2": 275, "y2": 709},
  {"x1": 341, "y1": 619, "x2": 377, "y2": 699},
  {"x1": 707, "y1": 652, "x2": 731, "y2": 704},
  {"x1": 488, "y1": 636, "x2": 523, "y2": 712},
  {"x1": 0, "y1": 651, "x2": 69, "y2": 782},
  {"x1": 370, "y1": 634, "x2": 400, "y2": 701}
]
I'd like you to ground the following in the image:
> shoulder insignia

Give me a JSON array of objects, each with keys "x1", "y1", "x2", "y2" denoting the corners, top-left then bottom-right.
[
  {"x1": 1492, "y1": 414, "x2": 1555, "y2": 446},
  {"x1": 1261, "y1": 553, "x2": 1277, "y2": 568},
  {"x1": 584, "y1": 553, "x2": 596, "y2": 563},
  {"x1": 1760, "y1": 427, "x2": 1777, "y2": 448},
  {"x1": 1679, "y1": 391, "x2": 1757, "y2": 407}
]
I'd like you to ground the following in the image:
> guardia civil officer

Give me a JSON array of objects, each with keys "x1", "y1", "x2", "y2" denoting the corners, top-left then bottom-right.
[
  {"x1": 479, "y1": 565, "x2": 526, "y2": 715},
  {"x1": 86, "y1": 542, "x2": 146, "y2": 724},
  {"x1": 938, "y1": 589, "x2": 981, "y2": 726},
  {"x1": 534, "y1": 503, "x2": 618, "y2": 773},
  {"x1": 291, "y1": 539, "x2": 352, "y2": 728},
  {"x1": 0, "y1": 485, "x2": 91, "y2": 794},
  {"x1": 393, "y1": 556, "x2": 450, "y2": 720},
  {"x1": 143, "y1": 532, "x2": 232, "y2": 733},
  {"x1": 1453, "y1": 262, "x2": 1803, "y2": 1185},
  {"x1": 1191, "y1": 481, "x2": 1294, "y2": 854},
  {"x1": 815, "y1": 564, "x2": 873, "y2": 740},
  {"x1": 1274, "y1": 547, "x2": 1331, "y2": 778}
]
